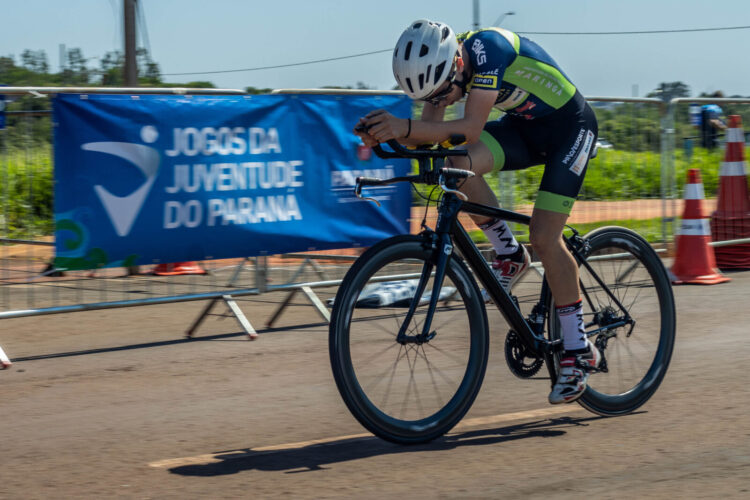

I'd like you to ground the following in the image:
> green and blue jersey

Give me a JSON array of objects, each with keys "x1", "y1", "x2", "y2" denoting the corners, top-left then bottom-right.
[{"x1": 458, "y1": 28, "x2": 578, "y2": 120}]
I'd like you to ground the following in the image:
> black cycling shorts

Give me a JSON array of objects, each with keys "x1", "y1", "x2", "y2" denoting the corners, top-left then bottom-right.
[{"x1": 478, "y1": 91, "x2": 598, "y2": 215}]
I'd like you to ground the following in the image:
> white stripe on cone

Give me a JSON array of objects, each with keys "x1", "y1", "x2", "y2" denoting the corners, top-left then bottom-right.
[
  {"x1": 726, "y1": 128, "x2": 744, "y2": 143},
  {"x1": 684, "y1": 183, "x2": 705, "y2": 200},
  {"x1": 0, "y1": 345, "x2": 11, "y2": 368},
  {"x1": 720, "y1": 161, "x2": 747, "y2": 176},
  {"x1": 677, "y1": 218, "x2": 711, "y2": 236}
]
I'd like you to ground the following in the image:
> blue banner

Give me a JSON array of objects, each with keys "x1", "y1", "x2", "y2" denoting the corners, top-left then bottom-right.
[
  {"x1": 53, "y1": 93, "x2": 412, "y2": 270},
  {"x1": 0, "y1": 95, "x2": 6, "y2": 130}
]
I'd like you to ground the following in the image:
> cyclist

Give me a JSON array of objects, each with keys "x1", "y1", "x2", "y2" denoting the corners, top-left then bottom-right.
[{"x1": 355, "y1": 19, "x2": 600, "y2": 404}]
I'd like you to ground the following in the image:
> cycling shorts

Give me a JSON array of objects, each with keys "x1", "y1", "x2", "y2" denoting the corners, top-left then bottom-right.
[{"x1": 478, "y1": 91, "x2": 598, "y2": 215}]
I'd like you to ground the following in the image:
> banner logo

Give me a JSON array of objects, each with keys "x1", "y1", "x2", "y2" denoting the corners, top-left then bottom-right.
[
  {"x1": 83, "y1": 126, "x2": 161, "y2": 236},
  {"x1": 357, "y1": 144, "x2": 372, "y2": 162}
]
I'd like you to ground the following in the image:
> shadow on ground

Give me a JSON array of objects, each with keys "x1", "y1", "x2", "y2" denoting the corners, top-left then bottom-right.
[{"x1": 168, "y1": 415, "x2": 608, "y2": 477}]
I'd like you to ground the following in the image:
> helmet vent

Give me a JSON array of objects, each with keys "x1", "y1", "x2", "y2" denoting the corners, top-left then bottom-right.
[
  {"x1": 434, "y1": 61, "x2": 446, "y2": 84},
  {"x1": 413, "y1": 22, "x2": 422, "y2": 29},
  {"x1": 441, "y1": 27, "x2": 451, "y2": 41},
  {"x1": 404, "y1": 41, "x2": 412, "y2": 60},
  {"x1": 405, "y1": 77, "x2": 415, "y2": 94},
  {"x1": 419, "y1": 44, "x2": 429, "y2": 57},
  {"x1": 418, "y1": 73, "x2": 424, "y2": 89},
  {"x1": 425, "y1": 65, "x2": 432, "y2": 84},
  {"x1": 394, "y1": 47, "x2": 398, "y2": 58}
]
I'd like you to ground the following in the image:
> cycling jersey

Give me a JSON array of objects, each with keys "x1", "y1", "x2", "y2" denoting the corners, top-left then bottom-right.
[
  {"x1": 457, "y1": 28, "x2": 577, "y2": 120},
  {"x1": 481, "y1": 92, "x2": 598, "y2": 214},
  {"x1": 455, "y1": 28, "x2": 597, "y2": 215}
]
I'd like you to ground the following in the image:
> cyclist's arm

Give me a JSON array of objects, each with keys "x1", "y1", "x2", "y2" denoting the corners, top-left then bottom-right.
[
  {"x1": 359, "y1": 89, "x2": 497, "y2": 146},
  {"x1": 405, "y1": 88, "x2": 498, "y2": 145}
]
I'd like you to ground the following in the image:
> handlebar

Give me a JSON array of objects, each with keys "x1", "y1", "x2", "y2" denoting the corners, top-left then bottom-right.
[
  {"x1": 353, "y1": 122, "x2": 473, "y2": 204},
  {"x1": 354, "y1": 124, "x2": 468, "y2": 160}
]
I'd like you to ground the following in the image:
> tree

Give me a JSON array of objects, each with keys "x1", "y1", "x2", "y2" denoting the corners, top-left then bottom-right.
[
  {"x1": 646, "y1": 82, "x2": 690, "y2": 102},
  {"x1": 98, "y1": 48, "x2": 162, "y2": 86},
  {"x1": 99, "y1": 51, "x2": 124, "y2": 86},
  {"x1": 63, "y1": 48, "x2": 90, "y2": 85},
  {"x1": 21, "y1": 49, "x2": 49, "y2": 74},
  {"x1": 136, "y1": 48, "x2": 161, "y2": 85},
  {"x1": 245, "y1": 86, "x2": 272, "y2": 94}
]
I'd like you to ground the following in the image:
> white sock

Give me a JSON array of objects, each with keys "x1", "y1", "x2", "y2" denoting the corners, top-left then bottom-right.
[
  {"x1": 556, "y1": 300, "x2": 587, "y2": 352},
  {"x1": 479, "y1": 218, "x2": 519, "y2": 256}
]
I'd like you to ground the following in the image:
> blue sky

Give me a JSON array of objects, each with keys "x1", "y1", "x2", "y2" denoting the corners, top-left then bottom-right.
[{"x1": 2, "y1": 0, "x2": 749, "y2": 97}]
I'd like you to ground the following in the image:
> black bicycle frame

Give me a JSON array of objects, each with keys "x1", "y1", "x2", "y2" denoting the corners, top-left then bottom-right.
[
  {"x1": 364, "y1": 139, "x2": 632, "y2": 356},
  {"x1": 418, "y1": 195, "x2": 634, "y2": 357},
  {"x1": 407, "y1": 189, "x2": 556, "y2": 357}
]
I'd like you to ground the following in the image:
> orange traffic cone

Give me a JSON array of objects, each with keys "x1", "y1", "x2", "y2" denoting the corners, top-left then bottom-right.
[
  {"x1": 713, "y1": 115, "x2": 750, "y2": 218},
  {"x1": 671, "y1": 169, "x2": 730, "y2": 285},
  {"x1": 153, "y1": 262, "x2": 207, "y2": 276},
  {"x1": 0, "y1": 344, "x2": 11, "y2": 369},
  {"x1": 710, "y1": 114, "x2": 750, "y2": 268}
]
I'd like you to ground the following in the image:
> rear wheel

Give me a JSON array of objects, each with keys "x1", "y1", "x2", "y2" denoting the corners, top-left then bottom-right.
[
  {"x1": 548, "y1": 227, "x2": 676, "y2": 415},
  {"x1": 329, "y1": 235, "x2": 489, "y2": 444}
]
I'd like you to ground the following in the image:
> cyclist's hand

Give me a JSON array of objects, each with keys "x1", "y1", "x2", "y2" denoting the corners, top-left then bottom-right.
[
  {"x1": 362, "y1": 110, "x2": 409, "y2": 142},
  {"x1": 354, "y1": 117, "x2": 380, "y2": 147}
]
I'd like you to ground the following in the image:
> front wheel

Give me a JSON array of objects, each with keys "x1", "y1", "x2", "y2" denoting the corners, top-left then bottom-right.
[
  {"x1": 329, "y1": 235, "x2": 489, "y2": 444},
  {"x1": 548, "y1": 227, "x2": 676, "y2": 416}
]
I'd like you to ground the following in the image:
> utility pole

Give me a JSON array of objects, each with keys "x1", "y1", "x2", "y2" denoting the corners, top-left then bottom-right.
[
  {"x1": 123, "y1": 0, "x2": 138, "y2": 86},
  {"x1": 473, "y1": 0, "x2": 480, "y2": 29}
]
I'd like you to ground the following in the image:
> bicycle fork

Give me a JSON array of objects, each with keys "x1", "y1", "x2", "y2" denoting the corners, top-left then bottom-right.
[{"x1": 396, "y1": 195, "x2": 461, "y2": 345}]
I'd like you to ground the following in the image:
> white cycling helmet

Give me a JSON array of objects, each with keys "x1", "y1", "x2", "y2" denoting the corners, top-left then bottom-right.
[{"x1": 392, "y1": 19, "x2": 459, "y2": 100}]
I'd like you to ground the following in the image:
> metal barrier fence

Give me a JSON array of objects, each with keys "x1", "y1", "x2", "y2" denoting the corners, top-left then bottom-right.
[
  {"x1": 0, "y1": 88, "x2": 365, "y2": 340},
  {"x1": 2, "y1": 88, "x2": 749, "y2": 364},
  {"x1": 494, "y1": 96, "x2": 670, "y2": 243}
]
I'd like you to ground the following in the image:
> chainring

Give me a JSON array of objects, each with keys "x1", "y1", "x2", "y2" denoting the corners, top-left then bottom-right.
[{"x1": 504, "y1": 330, "x2": 544, "y2": 379}]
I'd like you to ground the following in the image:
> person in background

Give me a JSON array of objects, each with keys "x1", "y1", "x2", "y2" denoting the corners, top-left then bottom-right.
[{"x1": 701, "y1": 91, "x2": 726, "y2": 150}]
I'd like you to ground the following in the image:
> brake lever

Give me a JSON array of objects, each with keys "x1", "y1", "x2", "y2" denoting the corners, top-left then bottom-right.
[
  {"x1": 355, "y1": 177, "x2": 382, "y2": 207},
  {"x1": 438, "y1": 168, "x2": 474, "y2": 201}
]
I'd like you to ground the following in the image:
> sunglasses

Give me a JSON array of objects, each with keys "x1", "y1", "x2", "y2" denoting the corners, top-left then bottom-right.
[{"x1": 423, "y1": 80, "x2": 456, "y2": 106}]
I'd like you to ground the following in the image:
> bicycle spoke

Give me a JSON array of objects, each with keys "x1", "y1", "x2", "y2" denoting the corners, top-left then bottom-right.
[{"x1": 558, "y1": 228, "x2": 675, "y2": 416}]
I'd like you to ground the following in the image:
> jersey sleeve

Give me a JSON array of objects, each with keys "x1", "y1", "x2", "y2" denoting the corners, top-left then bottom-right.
[{"x1": 465, "y1": 30, "x2": 517, "y2": 92}]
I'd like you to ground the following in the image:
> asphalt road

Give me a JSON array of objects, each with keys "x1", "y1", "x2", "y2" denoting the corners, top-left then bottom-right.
[{"x1": 0, "y1": 264, "x2": 748, "y2": 499}]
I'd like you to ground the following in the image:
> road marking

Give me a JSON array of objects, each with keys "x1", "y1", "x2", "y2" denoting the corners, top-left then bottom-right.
[{"x1": 149, "y1": 406, "x2": 585, "y2": 469}]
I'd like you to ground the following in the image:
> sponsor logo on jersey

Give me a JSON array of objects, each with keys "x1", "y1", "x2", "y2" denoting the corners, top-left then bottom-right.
[
  {"x1": 513, "y1": 68, "x2": 565, "y2": 96},
  {"x1": 473, "y1": 74, "x2": 498, "y2": 88},
  {"x1": 569, "y1": 130, "x2": 595, "y2": 176},
  {"x1": 495, "y1": 88, "x2": 528, "y2": 110},
  {"x1": 514, "y1": 100, "x2": 536, "y2": 113},
  {"x1": 471, "y1": 38, "x2": 487, "y2": 65}
]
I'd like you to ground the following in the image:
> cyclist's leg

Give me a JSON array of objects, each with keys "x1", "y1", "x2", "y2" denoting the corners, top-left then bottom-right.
[
  {"x1": 446, "y1": 140, "x2": 496, "y2": 225},
  {"x1": 452, "y1": 118, "x2": 543, "y2": 294},
  {"x1": 530, "y1": 100, "x2": 599, "y2": 403},
  {"x1": 454, "y1": 117, "x2": 541, "y2": 226},
  {"x1": 530, "y1": 100, "x2": 598, "y2": 312},
  {"x1": 530, "y1": 210, "x2": 579, "y2": 305}
]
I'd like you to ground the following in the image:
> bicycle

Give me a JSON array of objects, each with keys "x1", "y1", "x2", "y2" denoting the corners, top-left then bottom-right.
[{"x1": 329, "y1": 135, "x2": 676, "y2": 444}]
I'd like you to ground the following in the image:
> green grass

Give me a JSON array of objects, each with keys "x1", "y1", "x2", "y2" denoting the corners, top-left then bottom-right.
[
  {"x1": 468, "y1": 217, "x2": 667, "y2": 245},
  {"x1": 0, "y1": 147, "x2": 55, "y2": 238}
]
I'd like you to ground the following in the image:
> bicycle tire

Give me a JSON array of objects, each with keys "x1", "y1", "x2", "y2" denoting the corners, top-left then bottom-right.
[
  {"x1": 329, "y1": 235, "x2": 489, "y2": 444},
  {"x1": 547, "y1": 226, "x2": 676, "y2": 415}
]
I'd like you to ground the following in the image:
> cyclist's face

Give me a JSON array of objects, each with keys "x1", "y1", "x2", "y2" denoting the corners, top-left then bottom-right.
[{"x1": 424, "y1": 79, "x2": 463, "y2": 108}]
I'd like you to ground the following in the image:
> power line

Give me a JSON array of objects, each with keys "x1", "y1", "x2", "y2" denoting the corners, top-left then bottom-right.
[
  {"x1": 162, "y1": 25, "x2": 750, "y2": 77},
  {"x1": 518, "y1": 25, "x2": 750, "y2": 35},
  {"x1": 136, "y1": 0, "x2": 152, "y2": 57},
  {"x1": 162, "y1": 49, "x2": 392, "y2": 76}
]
